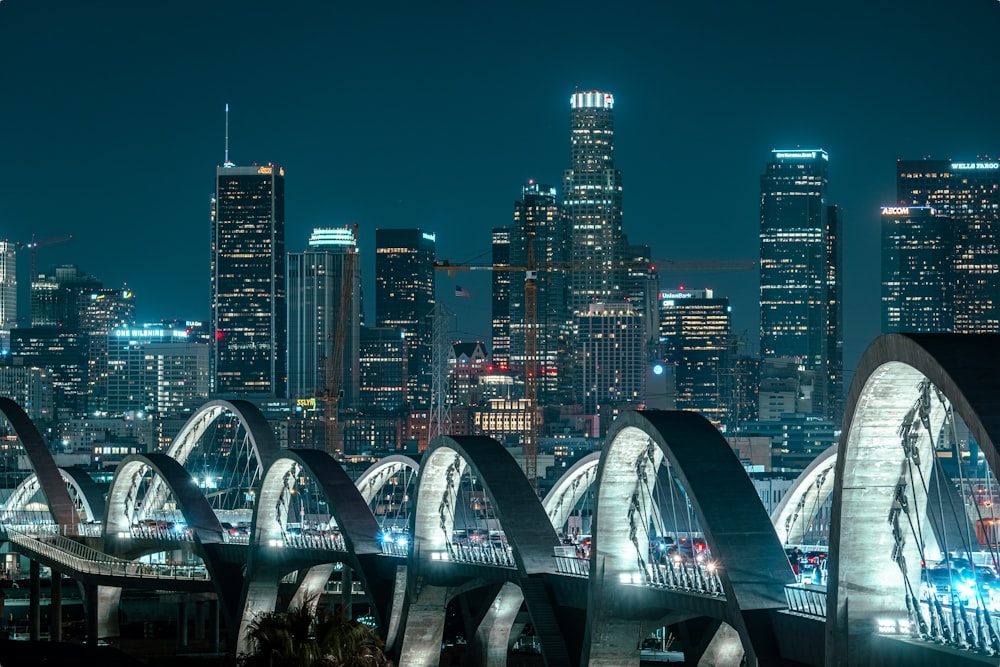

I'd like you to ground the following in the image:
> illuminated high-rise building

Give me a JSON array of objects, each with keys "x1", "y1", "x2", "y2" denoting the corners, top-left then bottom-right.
[
  {"x1": 375, "y1": 228, "x2": 435, "y2": 410},
  {"x1": 880, "y1": 205, "x2": 953, "y2": 333},
  {"x1": 211, "y1": 163, "x2": 286, "y2": 398},
  {"x1": 759, "y1": 149, "x2": 842, "y2": 422},
  {"x1": 658, "y1": 288, "x2": 731, "y2": 426},
  {"x1": 511, "y1": 180, "x2": 571, "y2": 405},
  {"x1": 287, "y1": 227, "x2": 361, "y2": 405},
  {"x1": 0, "y1": 241, "x2": 15, "y2": 349},
  {"x1": 80, "y1": 287, "x2": 137, "y2": 415},
  {"x1": 576, "y1": 301, "x2": 645, "y2": 420},
  {"x1": 356, "y1": 326, "x2": 407, "y2": 453},
  {"x1": 11, "y1": 327, "x2": 87, "y2": 419},
  {"x1": 563, "y1": 90, "x2": 624, "y2": 315},
  {"x1": 31, "y1": 265, "x2": 101, "y2": 329},
  {"x1": 896, "y1": 158, "x2": 1000, "y2": 333},
  {"x1": 106, "y1": 325, "x2": 210, "y2": 417},
  {"x1": 624, "y1": 242, "x2": 659, "y2": 350},
  {"x1": 490, "y1": 227, "x2": 511, "y2": 370}
]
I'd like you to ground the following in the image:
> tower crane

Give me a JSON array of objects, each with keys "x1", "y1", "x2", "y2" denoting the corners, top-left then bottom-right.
[
  {"x1": 317, "y1": 224, "x2": 358, "y2": 456},
  {"x1": 14, "y1": 235, "x2": 74, "y2": 282},
  {"x1": 436, "y1": 251, "x2": 755, "y2": 495}
]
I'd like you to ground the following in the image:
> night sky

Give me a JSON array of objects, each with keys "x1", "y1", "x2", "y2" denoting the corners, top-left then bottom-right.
[{"x1": 2, "y1": 1, "x2": 1000, "y2": 379}]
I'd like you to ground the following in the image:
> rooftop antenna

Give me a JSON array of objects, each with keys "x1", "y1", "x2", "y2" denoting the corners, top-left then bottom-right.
[{"x1": 224, "y1": 103, "x2": 234, "y2": 167}]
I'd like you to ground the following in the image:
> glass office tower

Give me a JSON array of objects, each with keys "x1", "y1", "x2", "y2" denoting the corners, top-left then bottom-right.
[
  {"x1": 897, "y1": 158, "x2": 1000, "y2": 333},
  {"x1": 759, "y1": 149, "x2": 841, "y2": 422},
  {"x1": 375, "y1": 228, "x2": 436, "y2": 410},
  {"x1": 211, "y1": 164, "x2": 286, "y2": 397},
  {"x1": 562, "y1": 90, "x2": 624, "y2": 316}
]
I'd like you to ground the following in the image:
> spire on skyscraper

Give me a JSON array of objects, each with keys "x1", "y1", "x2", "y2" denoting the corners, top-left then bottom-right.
[{"x1": 223, "y1": 103, "x2": 234, "y2": 168}]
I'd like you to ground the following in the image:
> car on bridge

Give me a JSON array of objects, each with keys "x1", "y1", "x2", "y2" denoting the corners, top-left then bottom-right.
[
  {"x1": 667, "y1": 537, "x2": 709, "y2": 566},
  {"x1": 921, "y1": 565, "x2": 973, "y2": 606}
]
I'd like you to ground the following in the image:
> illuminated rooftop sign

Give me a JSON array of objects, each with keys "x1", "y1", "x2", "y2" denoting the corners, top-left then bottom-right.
[
  {"x1": 113, "y1": 329, "x2": 190, "y2": 339},
  {"x1": 422, "y1": 233, "x2": 436, "y2": 242},
  {"x1": 773, "y1": 150, "x2": 828, "y2": 161},
  {"x1": 571, "y1": 91, "x2": 614, "y2": 110},
  {"x1": 660, "y1": 288, "x2": 713, "y2": 302},
  {"x1": 881, "y1": 206, "x2": 938, "y2": 216},
  {"x1": 309, "y1": 228, "x2": 356, "y2": 247},
  {"x1": 952, "y1": 162, "x2": 999, "y2": 170}
]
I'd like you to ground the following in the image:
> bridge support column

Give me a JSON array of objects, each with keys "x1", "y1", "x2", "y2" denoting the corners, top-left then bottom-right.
[
  {"x1": 94, "y1": 585, "x2": 121, "y2": 640},
  {"x1": 29, "y1": 559, "x2": 40, "y2": 641},
  {"x1": 49, "y1": 571, "x2": 61, "y2": 642},
  {"x1": 289, "y1": 564, "x2": 336, "y2": 614},
  {"x1": 84, "y1": 584, "x2": 99, "y2": 645},
  {"x1": 178, "y1": 601, "x2": 189, "y2": 648},
  {"x1": 470, "y1": 582, "x2": 524, "y2": 667},
  {"x1": 340, "y1": 563, "x2": 353, "y2": 620},
  {"x1": 582, "y1": 567, "x2": 643, "y2": 665},
  {"x1": 195, "y1": 600, "x2": 206, "y2": 640},
  {"x1": 398, "y1": 583, "x2": 449, "y2": 667},
  {"x1": 238, "y1": 564, "x2": 286, "y2": 656},
  {"x1": 383, "y1": 565, "x2": 408, "y2": 655},
  {"x1": 675, "y1": 618, "x2": 746, "y2": 667},
  {"x1": 210, "y1": 598, "x2": 220, "y2": 652}
]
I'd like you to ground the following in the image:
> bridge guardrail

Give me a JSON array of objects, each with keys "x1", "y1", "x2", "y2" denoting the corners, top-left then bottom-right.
[
  {"x1": 4, "y1": 526, "x2": 210, "y2": 582},
  {"x1": 785, "y1": 583, "x2": 827, "y2": 618},
  {"x1": 554, "y1": 555, "x2": 589, "y2": 577},
  {"x1": 644, "y1": 562, "x2": 725, "y2": 598},
  {"x1": 445, "y1": 542, "x2": 516, "y2": 568}
]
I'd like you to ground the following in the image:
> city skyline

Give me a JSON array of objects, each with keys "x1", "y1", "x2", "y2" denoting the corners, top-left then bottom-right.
[{"x1": 3, "y1": 2, "x2": 1000, "y2": 377}]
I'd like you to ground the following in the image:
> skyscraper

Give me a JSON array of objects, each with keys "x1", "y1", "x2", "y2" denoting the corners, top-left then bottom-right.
[
  {"x1": 31, "y1": 265, "x2": 101, "y2": 328},
  {"x1": 0, "y1": 241, "x2": 15, "y2": 349},
  {"x1": 563, "y1": 90, "x2": 624, "y2": 316},
  {"x1": 211, "y1": 164, "x2": 286, "y2": 398},
  {"x1": 510, "y1": 180, "x2": 571, "y2": 405},
  {"x1": 490, "y1": 227, "x2": 511, "y2": 370},
  {"x1": 576, "y1": 301, "x2": 645, "y2": 420},
  {"x1": 11, "y1": 327, "x2": 86, "y2": 419},
  {"x1": 824, "y1": 205, "x2": 844, "y2": 425},
  {"x1": 759, "y1": 149, "x2": 842, "y2": 422},
  {"x1": 356, "y1": 326, "x2": 407, "y2": 453},
  {"x1": 80, "y1": 287, "x2": 137, "y2": 415},
  {"x1": 287, "y1": 227, "x2": 361, "y2": 405},
  {"x1": 375, "y1": 228, "x2": 436, "y2": 410},
  {"x1": 896, "y1": 158, "x2": 1000, "y2": 333},
  {"x1": 880, "y1": 205, "x2": 953, "y2": 333},
  {"x1": 658, "y1": 288, "x2": 731, "y2": 426}
]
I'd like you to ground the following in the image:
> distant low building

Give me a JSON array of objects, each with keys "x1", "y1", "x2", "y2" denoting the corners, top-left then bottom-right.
[{"x1": 727, "y1": 435, "x2": 772, "y2": 471}]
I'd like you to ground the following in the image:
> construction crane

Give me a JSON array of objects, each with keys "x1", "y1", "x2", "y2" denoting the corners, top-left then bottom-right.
[
  {"x1": 14, "y1": 235, "x2": 73, "y2": 282},
  {"x1": 317, "y1": 224, "x2": 358, "y2": 456},
  {"x1": 435, "y1": 251, "x2": 755, "y2": 495}
]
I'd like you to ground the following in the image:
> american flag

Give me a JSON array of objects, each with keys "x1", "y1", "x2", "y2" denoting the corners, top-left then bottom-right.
[{"x1": 455, "y1": 285, "x2": 471, "y2": 298}]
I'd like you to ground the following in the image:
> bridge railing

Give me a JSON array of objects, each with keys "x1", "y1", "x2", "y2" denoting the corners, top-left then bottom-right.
[
  {"x1": 5, "y1": 527, "x2": 210, "y2": 582},
  {"x1": 644, "y1": 561, "x2": 726, "y2": 598},
  {"x1": 284, "y1": 532, "x2": 347, "y2": 551},
  {"x1": 554, "y1": 555, "x2": 590, "y2": 577},
  {"x1": 1, "y1": 522, "x2": 104, "y2": 539},
  {"x1": 445, "y1": 542, "x2": 517, "y2": 568},
  {"x1": 380, "y1": 541, "x2": 409, "y2": 557},
  {"x1": 784, "y1": 583, "x2": 827, "y2": 618},
  {"x1": 129, "y1": 524, "x2": 195, "y2": 542},
  {"x1": 324, "y1": 580, "x2": 366, "y2": 596}
]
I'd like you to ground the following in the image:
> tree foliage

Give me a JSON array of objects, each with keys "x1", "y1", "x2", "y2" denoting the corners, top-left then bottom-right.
[{"x1": 240, "y1": 602, "x2": 393, "y2": 667}]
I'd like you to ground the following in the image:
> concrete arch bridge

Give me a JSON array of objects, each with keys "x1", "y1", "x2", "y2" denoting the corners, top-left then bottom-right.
[{"x1": 1, "y1": 334, "x2": 999, "y2": 666}]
